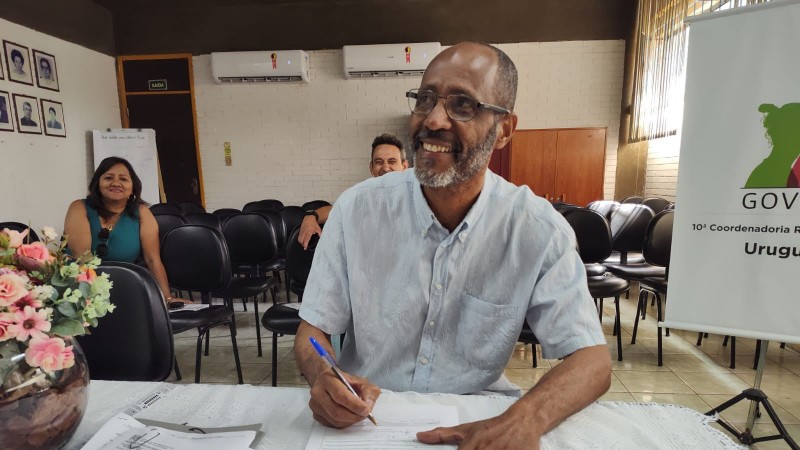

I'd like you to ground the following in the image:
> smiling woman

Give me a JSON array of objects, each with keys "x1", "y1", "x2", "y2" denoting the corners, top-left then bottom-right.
[{"x1": 62, "y1": 157, "x2": 190, "y2": 306}]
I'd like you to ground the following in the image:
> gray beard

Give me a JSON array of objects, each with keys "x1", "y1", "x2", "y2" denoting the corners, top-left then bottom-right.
[{"x1": 413, "y1": 125, "x2": 497, "y2": 188}]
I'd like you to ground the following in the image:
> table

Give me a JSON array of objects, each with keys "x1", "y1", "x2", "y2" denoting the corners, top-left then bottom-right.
[{"x1": 67, "y1": 381, "x2": 745, "y2": 449}]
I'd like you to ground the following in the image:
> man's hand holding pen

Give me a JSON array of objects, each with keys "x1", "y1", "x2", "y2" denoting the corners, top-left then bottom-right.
[{"x1": 308, "y1": 368, "x2": 381, "y2": 429}]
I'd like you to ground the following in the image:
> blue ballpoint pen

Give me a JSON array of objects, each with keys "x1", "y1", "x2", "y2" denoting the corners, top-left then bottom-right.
[{"x1": 309, "y1": 337, "x2": 378, "y2": 426}]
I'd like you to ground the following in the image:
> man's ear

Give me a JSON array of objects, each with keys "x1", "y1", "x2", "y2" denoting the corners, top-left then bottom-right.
[
  {"x1": 402, "y1": 160, "x2": 409, "y2": 169},
  {"x1": 493, "y1": 113, "x2": 518, "y2": 150}
]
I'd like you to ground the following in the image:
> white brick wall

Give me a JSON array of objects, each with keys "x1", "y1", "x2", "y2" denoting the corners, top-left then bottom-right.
[
  {"x1": 644, "y1": 135, "x2": 681, "y2": 201},
  {"x1": 0, "y1": 18, "x2": 120, "y2": 231},
  {"x1": 194, "y1": 40, "x2": 626, "y2": 210}
]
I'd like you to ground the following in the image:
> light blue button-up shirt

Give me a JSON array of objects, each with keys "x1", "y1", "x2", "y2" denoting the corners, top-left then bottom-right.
[{"x1": 299, "y1": 169, "x2": 605, "y2": 395}]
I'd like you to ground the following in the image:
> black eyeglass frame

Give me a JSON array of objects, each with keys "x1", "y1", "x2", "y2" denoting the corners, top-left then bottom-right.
[
  {"x1": 405, "y1": 89, "x2": 511, "y2": 121},
  {"x1": 97, "y1": 227, "x2": 110, "y2": 258}
]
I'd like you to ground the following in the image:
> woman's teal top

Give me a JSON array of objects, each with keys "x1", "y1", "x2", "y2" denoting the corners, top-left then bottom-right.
[{"x1": 84, "y1": 200, "x2": 141, "y2": 263}]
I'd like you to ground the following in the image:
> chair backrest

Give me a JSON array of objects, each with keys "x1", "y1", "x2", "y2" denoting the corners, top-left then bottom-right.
[
  {"x1": 0, "y1": 222, "x2": 40, "y2": 242},
  {"x1": 642, "y1": 197, "x2": 671, "y2": 214},
  {"x1": 643, "y1": 210, "x2": 674, "y2": 268},
  {"x1": 552, "y1": 202, "x2": 580, "y2": 215},
  {"x1": 76, "y1": 262, "x2": 174, "y2": 381},
  {"x1": 280, "y1": 206, "x2": 306, "y2": 236},
  {"x1": 150, "y1": 203, "x2": 183, "y2": 216},
  {"x1": 211, "y1": 208, "x2": 241, "y2": 224},
  {"x1": 242, "y1": 199, "x2": 284, "y2": 212},
  {"x1": 161, "y1": 224, "x2": 232, "y2": 292},
  {"x1": 301, "y1": 200, "x2": 331, "y2": 211},
  {"x1": 562, "y1": 209, "x2": 613, "y2": 263},
  {"x1": 286, "y1": 227, "x2": 318, "y2": 287},
  {"x1": 184, "y1": 212, "x2": 221, "y2": 231},
  {"x1": 586, "y1": 200, "x2": 620, "y2": 220},
  {"x1": 178, "y1": 201, "x2": 205, "y2": 215},
  {"x1": 255, "y1": 210, "x2": 286, "y2": 251},
  {"x1": 153, "y1": 213, "x2": 187, "y2": 243},
  {"x1": 221, "y1": 213, "x2": 278, "y2": 265},
  {"x1": 621, "y1": 196, "x2": 644, "y2": 204},
  {"x1": 665, "y1": 202, "x2": 675, "y2": 211},
  {"x1": 608, "y1": 203, "x2": 655, "y2": 253}
]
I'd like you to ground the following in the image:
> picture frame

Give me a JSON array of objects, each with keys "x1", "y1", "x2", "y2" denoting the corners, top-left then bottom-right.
[
  {"x1": 0, "y1": 52, "x2": 4, "y2": 80},
  {"x1": 12, "y1": 93, "x2": 42, "y2": 135},
  {"x1": 32, "y1": 50, "x2": 59, "y2": 92},
  {"x1": 3, "y1": 41, "x2": 34, "y2": 86},
  {"x1": 41, "y1": 98, "x2": 66, "y2": 138},
  {"x1": 0, "y1": 91, "x2": 13, "y2": 132}
]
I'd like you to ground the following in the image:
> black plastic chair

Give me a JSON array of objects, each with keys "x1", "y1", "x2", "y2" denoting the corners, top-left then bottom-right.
[
  {"x1": 219, "y1": 213, "x2": 281, "y2": 356},
  {"x1": 563, "y1": 208, "x2": 630, "y2": 361},
  {"x1": 0, "y1": 222, "x2": 40, "y2": 242},
  {"x1": 642, "y1": 197, "x2": 671, "y2": 214},
  {"x1": 77, "y1": 262, "x2": 174, "y2": 381},
  {"x1": 211, "y1": 208, "x2": 241, "y2": 224},
  {"x1": 178, "y1": 201, "x2": 206, "y2": 215},
  {"x1": 517, "y1": 321, "x2": 540, "y2": 368},
  {"x1": 603, "y1": 203, "x2": 655, "y2": 265},
  {"x1": 621, "y1": 196, "x2": 644, "y2": 204},
  {"x1": 153, "y1": 213, "x2": 187, "y2": 243},
  {"x1": 261, "y1": 228, "x2": 318, "y2": 386},
  {"x1": 252, "y1": 210, "x2": 287, "y2": 293},
  {"x1": 243, "y1": 199, "x2": 284, "y2": 212},
  {"x1": 301, "y1": 200, "x2": 331, "y2": 211},
  {"x1": 280, "y1": 206, "x2": 306, "y2": 237},
  {"x1": 586, "y1": 200, "x2": 620, "y2": 221},
  {"x1": 160, "y1": 224, "x2": 243, "y2": 384},
  {"x1": 150, "y1": 203, "x2": 183, "y2": 216},
  {"x1": 185, "y1": 212, "x2": 222, "y2": 231}
]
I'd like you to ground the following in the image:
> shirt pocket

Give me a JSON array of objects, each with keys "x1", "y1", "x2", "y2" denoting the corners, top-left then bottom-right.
[{"x1": 455, "y1": 293, "x2": 520, "y2": 370}]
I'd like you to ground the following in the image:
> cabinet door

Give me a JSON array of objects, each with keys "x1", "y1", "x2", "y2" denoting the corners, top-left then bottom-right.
[
  {"x1": 509, "y1": 130, "x2": 558, "y2": 200},
  {"x1": 554, "y1": 128, "x2": 606, "y2": 206}
]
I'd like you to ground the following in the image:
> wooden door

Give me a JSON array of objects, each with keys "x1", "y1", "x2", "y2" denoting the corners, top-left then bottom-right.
[
  {"x1": 508, "y1": 130, "x2": 558, "y2": 199},
  {"x1": 554, "y1": 128, "x2": 606, "y2": 206},
  {"x1": 117, "y1": 54, "x2": 204, "y2": 206}
]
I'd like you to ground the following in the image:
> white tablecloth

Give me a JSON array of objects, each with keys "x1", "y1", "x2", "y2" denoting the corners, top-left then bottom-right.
[{"x1": 66, "y1": 381, "x2": 745, "y2": 449}]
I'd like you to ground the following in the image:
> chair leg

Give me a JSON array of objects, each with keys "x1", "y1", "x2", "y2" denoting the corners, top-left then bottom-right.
[
  {"x1": 696, "y1": 332, "x2": 704, "y2": 346},
  {"x1": 255, "y1": 293, "x2": 263, "y2": 357},
  {"x1": 640, "y1": 289, "x2": 648, "y2": 320},
  {"x1": 631, "y1": 289, "x2": 645, "y2": 345},
  {"x1": 204, "y1": 328, "x2": 211, "y2": 356},
  {"x1": 615, "y1": 295, "x2": 623, "y2": 362},
  {"x1": 723, "y1": 335, "x2": 729, "y2": 347},
  {"x1": 780, "y1": 342, "x2": 786, "y2": 349},
  {"x1": 228, "y1": 319, "x2": 243, "y2": 384},
  {"x1": 272, "y1": 332, "x2": 279, "y2": 387},
  {"x1": 730, "y1": 336, "x2": 736, "y2": 369},
  {"x1": 195, "y1": 332, "x2": 204, "y2": 383},
  {"x1": 656, "y1": 293, "x2": 663, "y2": 367},
  {"x1": 753, "y1": 339, "x2": 761, "y2": 370},
  {"x1": 174, "y1": 357, "x2": 182, "y2": 381},
  {"x1": 532, "y1": 344, "x2": 538, "y2": 368},
  {"x1": 598, "y1": 298, "x2": 604, "y2": 324}
]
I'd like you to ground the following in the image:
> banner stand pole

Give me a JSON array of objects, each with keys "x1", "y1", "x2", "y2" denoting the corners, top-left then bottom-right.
[{"x1": 705, "y1": 340, "x2": 798, "y2": 449}]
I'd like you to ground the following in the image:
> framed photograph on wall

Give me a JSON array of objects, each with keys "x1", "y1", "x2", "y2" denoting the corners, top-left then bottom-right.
[
  {"x1": 0, "y1": 91, "x2": 13, "y2": 132},
  {"x1": 41, "y1": 99, "x2": 65, "y2": 137},
  {"x1": 33, "y1": 50, "x2": 59, "y2": 91},
  {"x1": 3, "y1": 41, "x2": 33, "y2": 86},
  {"x1": 0, "y1": 53, "x2": 4, "y2": 80},
  {"x1": 13, "y1": 93, "x2": 42, "y2": 134}
]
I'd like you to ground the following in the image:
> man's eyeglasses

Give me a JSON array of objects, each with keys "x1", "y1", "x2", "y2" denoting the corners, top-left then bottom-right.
[
  {"x1": 406, "y1": 89, "x2": 510, "y2": 122},
  {"x1": 97, "y1": 228, "x2": 110, "y2": 258}
]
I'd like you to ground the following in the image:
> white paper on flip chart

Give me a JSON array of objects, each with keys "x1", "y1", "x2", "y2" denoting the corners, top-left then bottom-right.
[
  {"x1": 80, "y1": 412, "x2": 255, "y2": 450},
  {"x1": 305, "y1": 404, "x2": 459, "y2": 450}
]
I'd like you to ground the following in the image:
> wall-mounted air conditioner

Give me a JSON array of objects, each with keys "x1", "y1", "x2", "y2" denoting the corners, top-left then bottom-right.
[
  {"x1": 343, "y1": 42, "x2": 441, "y2": 78},
  {"x1": 211, "y1": 50, "x2": 310, "y2": 83}
]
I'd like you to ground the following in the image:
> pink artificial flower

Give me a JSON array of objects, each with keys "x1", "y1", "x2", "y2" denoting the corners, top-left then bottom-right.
[
  {"x1": 10, "y1": 293, "x2": 43, "y2": 312},
  {"x1": 0, "y1": 312, "x2": 15, "y2": 342},
  {"x1": 0, "y1": 273, "x2": 28, "y2": 307},
  {"x1": 16, "y1": 242, "x2": 55, "y2": 271},
  {"x1": 76, "y1": 268, "x2": 97, "y2": 284},
  {"x1": 10, "y1": 306, "x2": 51, "y2": 341},
  {"x1": 2, "y1": 228, "x2": 30, "y2": 248},
  {"x1": 25, "y1": 336, "x2": 75, "y2": 372}
]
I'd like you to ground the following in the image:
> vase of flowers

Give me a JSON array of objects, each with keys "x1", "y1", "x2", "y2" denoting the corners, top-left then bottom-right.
[{"x1": 0, "y1": 226, "x2": 114, "y2": 450}]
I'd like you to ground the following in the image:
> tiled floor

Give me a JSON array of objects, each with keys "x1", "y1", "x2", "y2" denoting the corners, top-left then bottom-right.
[{"x1": 167, "y1": 285, "x2": 800, "y2": 449}]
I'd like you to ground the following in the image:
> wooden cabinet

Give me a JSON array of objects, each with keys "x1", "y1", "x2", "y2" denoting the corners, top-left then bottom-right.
[{"x1": 502, "y1": 128, "x2": 606, "y2": 207}]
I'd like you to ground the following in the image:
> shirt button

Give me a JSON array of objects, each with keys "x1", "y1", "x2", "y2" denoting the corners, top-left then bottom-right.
[
  {"x1": 420, "y1": 357, "x2": 429, "y2": 365},
  {"x1": 428, "y1": 320, "x2": 435, "y2": 327},
  {"x1": 434, "y1": 282, "x2": 443, "y2": 290},
  {"x1": 459, "y1": 231, "x2": 468, "y2": 240}
]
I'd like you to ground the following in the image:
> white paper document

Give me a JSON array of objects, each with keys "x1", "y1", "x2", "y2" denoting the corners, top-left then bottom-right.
[
  {"x1": 80, "y1": 413, "x2": 255, "y2": 450},
  {"x1": 170, "y1": 304, "x2": 211, "y2": 312},
  {"x1": 305, "y1": 404, "x2": 459, "y2": 450}
]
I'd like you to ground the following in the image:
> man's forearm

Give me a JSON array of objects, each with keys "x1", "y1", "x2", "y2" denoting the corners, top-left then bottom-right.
[
  {"x1": 295, "y1": 320, "x2": 336, "y2": 386},
  {"x1": 316, "y1": 205, "x2": 332, "y2": 225},
  {"x1": 509, "y1": 345, "x2": 611, "y2": 437}
]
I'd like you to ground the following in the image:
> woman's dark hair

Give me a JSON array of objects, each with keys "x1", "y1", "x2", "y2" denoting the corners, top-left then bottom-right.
[{"x1": 86, "y1": 156, "x2": 144, "y2": 219}]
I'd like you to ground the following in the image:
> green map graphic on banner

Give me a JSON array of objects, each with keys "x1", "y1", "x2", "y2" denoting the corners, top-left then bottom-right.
[{"x1": 745, "y1": 103, "x2": 800, "y2": 188}]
